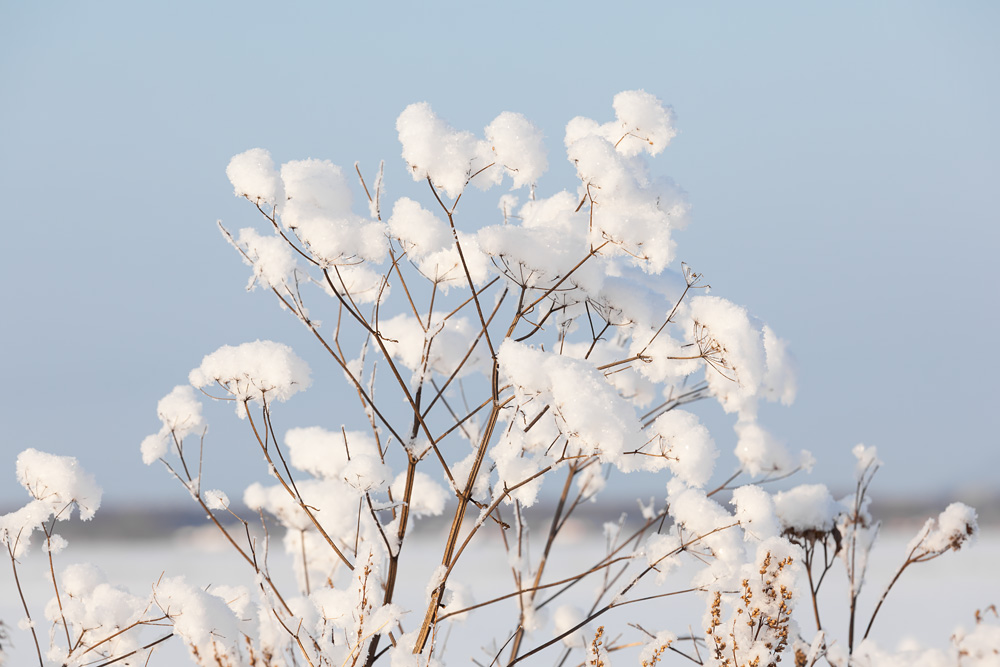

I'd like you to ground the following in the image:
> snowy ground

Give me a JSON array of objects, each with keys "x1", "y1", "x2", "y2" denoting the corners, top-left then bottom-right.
[{"x1": 2, "y1": 521, "x2": 997, "y2": 665}]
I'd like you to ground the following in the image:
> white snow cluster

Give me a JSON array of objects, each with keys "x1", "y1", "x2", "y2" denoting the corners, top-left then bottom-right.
[
  {"x1": 226, "y1": 147, "x2": 283, "y2": 205},
  {"x1": 229, "y1": 225, "x2": 298, "y2": 291},
  {"x1": 565, "y1": 89, "x2": 678, "y2": 158},
  {"x1": 225, "y1": 149, "x2": 388, "y2": 271},
  {"x1": 773, "y1": 483, "x2": 841, "y2": 534},
  {"x1": 495, "y1": 339, "x2": 646, "y2": 499},
  {"x1": 0, "y1": 450, "x2": 102, "y2": 558},
  {"x1": 189, "y1": 339, "x2": 311, "y2": 417},
  {"x1": 44, "y1": 563, "x2": 150, "y2": 665},
  {"x1": 396, "y1": 103, "x2": 547, "y2": 198},
  {"x1": 387, "y1": 197, "x2": 490, "y2": 290},
  {"x1": 908, "y1": 502, "x2": 979, "y2": 555},
  {"x1": 139, "y1": 384, "x2": 205, "y2": 465},
  {"x1": 483, "y1": 111, "x2": 548, "y2": 189},
  {"x1": 153, "y1": 576, "x2": 247, "y2": 665},
  {"x1": 280, "y1": 158, "x2": 388, "y2": 264},
  {"x1": 730, "y1": 484, "x2": 781, "y2": 542},
  {"x1": 650, "y1": 409, "x2": 718, "y2": 487}
]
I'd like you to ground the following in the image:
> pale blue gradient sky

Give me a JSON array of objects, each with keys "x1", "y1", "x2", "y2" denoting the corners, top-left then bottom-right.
[{"x1": 1, "y1": 2, "x2": 997, "y2": 508}]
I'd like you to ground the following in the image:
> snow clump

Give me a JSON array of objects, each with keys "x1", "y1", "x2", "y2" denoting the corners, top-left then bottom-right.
[
  {"x1": 773, "y1": 484, "x2": 841, "y2": 534},
  {"x1": 226, "y1": 147, "x2": 283, "y2": 206},
  {"x1": 0, "y1": 450, "x2": 102, "y2": 558},
  {"x1": 189, "y1": 340, "x2": 311, "y2": 417},
  {"x1": 140, "y1": 384, "x2": 205, "y2": 465},
  {"x1": 279, "y1": 158, "x2": 388, "y2": 264}
]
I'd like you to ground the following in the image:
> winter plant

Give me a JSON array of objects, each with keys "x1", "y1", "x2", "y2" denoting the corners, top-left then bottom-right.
[{"x1": 2, "y1": 91, "x2": 995, "y2": 667}]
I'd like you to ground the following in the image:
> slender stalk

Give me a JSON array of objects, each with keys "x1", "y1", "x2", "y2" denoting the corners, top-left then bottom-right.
[
  {"x1": 92, "y1": 633, "x2": 174, "y2": 667},
  {"x1": 7, "y1": 543, "x2": 44, "y2": 667},
  {"x1": 506, "y1": 465, "x2": 577, "y2": 661},
  {"x1": 245, "y1": 406, "x2": 355, "y2": 571}
]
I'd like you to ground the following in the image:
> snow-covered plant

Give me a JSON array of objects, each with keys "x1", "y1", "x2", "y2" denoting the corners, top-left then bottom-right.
[{"x1": 2, "y1": 91, "x2": 994, "y2": 667}]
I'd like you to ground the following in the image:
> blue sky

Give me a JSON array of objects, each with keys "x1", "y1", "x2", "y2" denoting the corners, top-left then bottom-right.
[{"x1": 1, "y1": 2, "x2": 997, "y2": 508}]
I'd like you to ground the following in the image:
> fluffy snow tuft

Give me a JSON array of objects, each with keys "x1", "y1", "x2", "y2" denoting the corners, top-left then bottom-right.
[
  {"x1": 1, "y1": 450, "x2": 102, "y2": 557},
  {"x1": 227, "y1": 148, "x2": 283, "y2": 205},
  {"x1": 483, "y1": 111, "x2": 547, "y2": 189},
  {"x1": 773, "y1": 484, "x2": 841, "y2": 533},
  {"x1": 397, "y1": 102, "x2": 487, "y2": 199},
  {"x1": 15, "y1": 449, "x2": 102, "y2": 521},
  {"x1": 279, "y1": 158, "x2": 388, "y2": 263},
  {"x1": 189, "y1": 340, "x2": 311, "y2": 417},
  {"x1": 651, "y1": 409, "x2": 717, "y2": 487},
  {"x1": 910, "y1": 502, "x2": 979, "y2": 554},
  {"x1": 229, "y1": 226, "x2": 298, "y2": 291}
]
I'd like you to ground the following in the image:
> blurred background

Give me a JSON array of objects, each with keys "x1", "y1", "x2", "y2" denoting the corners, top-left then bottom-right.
[{"x1": 1, "y1": 1, "x2": 997, "y2": 519}]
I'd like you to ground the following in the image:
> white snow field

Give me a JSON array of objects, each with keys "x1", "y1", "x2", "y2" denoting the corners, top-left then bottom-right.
[{"x1": 2, "y1": 521, "x2": 997, "y2": 665}]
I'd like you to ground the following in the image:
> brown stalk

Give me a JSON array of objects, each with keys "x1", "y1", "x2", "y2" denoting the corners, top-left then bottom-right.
[
  {"x1": 91, "y1": 632, "x2": 174, "y2": 667},
  {"x1": 7, "y1": 541, "x2": 44, "y2": 667},
  {"x1": 862, "y1": 537, "x2": 953, "y2": 642},
  {"x1": 159, "y1": 446, "x2": 295, "y2": 616},
  {"x1": 320, "y1": 270, "x2": 457, "y2": 487},
  {"x1": 386, "y1": 243, "x2": 425, "y2": 324},
  {"x1": 503, "y1": 465, "x2": 577, "y2": 661},
  {"x1": 421, "y1": 287, "x2": 509, "y2": 420},
  {"x1": 413, "y1": 288, "x2": 529, "y2": 653},
  {"x1": 414, "y1": 395, "x2": 503, "y2": 652},
  {"x1": 436, "y1": 555, "x2": 633, "y2": 622},
  {"x1": 365, "y1": 326, "x2": 438, "y2": 666},
  {"x1": 511, "y1": 524, "x2": 737, "y2": 666},
  {"x1": 519, "y1": 241, "x2": 611, "y2": 318},
  {"x1": 78, "y1": 615, "x2": 169, "y2": 658},
  {"x1": 245, "y1": 405, "x2": 355, "y2": 571},
  {"x1": 426, "y1": 176, "x2": 497, "y2": 358}
]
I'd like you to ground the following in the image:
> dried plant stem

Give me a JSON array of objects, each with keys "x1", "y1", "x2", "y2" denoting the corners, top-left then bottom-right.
[
  {"x1": 78, "y1": 615, "x2": 169, "y2": 659},
  {"x1": 862, "y1": 542, "x2": 948, "y2": 642},
  {"x1": 245, "y1": 405, "x2": 355, "y2": 571},
  {"x1": 414, "y1": 397, "x2": 503, "y2": 652},
  {"x1": 415, "y1": 283, "x2": 530, "y2": 653},
  {"x1": 507, "y1": 465, "x2": 577, "y2": 661},
  {"x1": 42, "y1": 525, "x2": 73, "y2": 651},
  {"x1": 519, "y1": 241, "x2": 611, "y2": 319},
  {"x1": 7, "y1": 543, "x2": 44, "y2": 667},
  {"x1": 438, "y1": 555, "x2": 634, "y2": 623},
  {"x1": 513, "y1": 524, "x2": 735, "y2": 665},
  {"x1": 427, "y1": 176, "x2": 497, "y2": 358},
  {"x1": 365, "y1": 452, "x2": 417, "y2": 667},
  {"x1": 846, "y1": 461, "x2": 878, "y2": 655},
  {"x1": 319, "y1": 270, "x2": 457, "y2": 487},
  {"x1": 91, "y1": 632, "x2": 174, "y2": 667}
]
